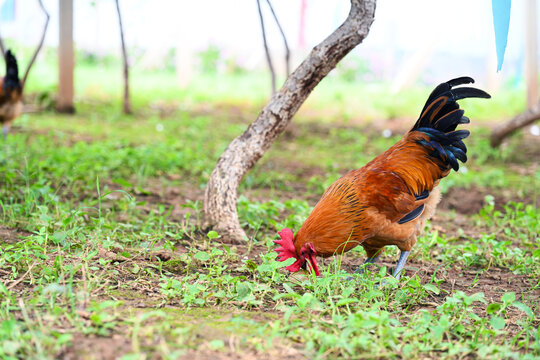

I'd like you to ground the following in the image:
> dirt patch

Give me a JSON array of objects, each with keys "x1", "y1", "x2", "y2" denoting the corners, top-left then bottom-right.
[
  {"x1": 177, "y1": 348, "x2": 303, "y2": 360},
  {"x1": 58, "y1": 307, "x2": 302, "y2": 360},
  {"x1": 438, "y1": 185, "x2": 537, "y2": 215},
  {"x1": 58, "y1": 333, "x2": 132, "y2": 360},
  {"x1": 0, "y1": 226, "x2": 32, "y2": 244},
  {"x1": 101, "y1": 177, "x2": 205, "y2": 221},
  {"x1": 438, "y1": 266, "x2": 538, "y2": 303},
  {"x1": 439, "y1": 187, "x2": 491, "y2": 215}
]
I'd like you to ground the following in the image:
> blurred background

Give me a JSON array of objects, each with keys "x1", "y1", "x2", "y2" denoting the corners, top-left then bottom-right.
[{"x1": 0, "y1": 0, "x2": 538, "y2": 124}]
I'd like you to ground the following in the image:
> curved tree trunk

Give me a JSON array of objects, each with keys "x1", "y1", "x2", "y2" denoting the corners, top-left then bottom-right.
[
  {"x1": 204, "y1": 0, "x2": 376, "y2": 242},
  {"x1": 490, "y1": 100, "x2": 540, "y2": 147}
]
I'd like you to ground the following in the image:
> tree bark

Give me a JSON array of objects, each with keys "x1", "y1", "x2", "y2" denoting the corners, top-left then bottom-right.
[
  {"x1": 256, "y1": 0, "x2": 276, "y2": 94},
  {"x1": 115, "y1": 0, "x2": 131, "y2": 114},
  {"x1": 490, "y1": 101, "x2": 540, "y2": 147},
  {"x1": 204, "y1": 0, "x2": 376, "y2": 242}
]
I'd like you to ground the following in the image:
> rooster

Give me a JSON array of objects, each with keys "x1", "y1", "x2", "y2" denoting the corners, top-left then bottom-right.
[
  {"x1": 274, "y1": 77, "x2": 490, "y2": 279},
  {"x1": 0, "y1": 50, "x2": 23, "y2": 139}
]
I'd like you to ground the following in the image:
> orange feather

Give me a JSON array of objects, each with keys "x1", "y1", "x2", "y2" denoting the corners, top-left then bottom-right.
[{"x1": 280, "y1": 78, "x2": 490, "y2": 272}]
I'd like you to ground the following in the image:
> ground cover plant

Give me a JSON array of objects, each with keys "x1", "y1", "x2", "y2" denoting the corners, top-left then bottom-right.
[{"x1": 0, "y1": 56, "x2": 539, "y2": 359}]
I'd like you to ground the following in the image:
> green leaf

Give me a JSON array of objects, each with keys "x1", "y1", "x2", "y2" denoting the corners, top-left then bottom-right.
[
  {"x1": 486, "y1": 303, "x2": 502, "y2": 314},
  {"x1": 501, "y1": 292, "x2": 515, "y2": 305},
  {"x1": 131, "y1": 263, "x2": 140, "y2": 274},
  {"x1": 423, "y1": 283, "x2": 440, "y2": 295},
  {"x1": 207, "y1": 231, "x2": 220, "y2": 240},
  {"x1": 52, "y1": 231, "x2": 67, "y2": 244},
  {"x1": 469, "y1": 292, "x2": 487, "y2": 304},
  {"x1": 194, "y1": 251, "x2": 210, "y2": 261},
  {"x1": 209, "y1": 339, "x2": 225, "y2": 350},
  {"x1": 112, "y1": 177, "x2": 133, "y2": 188},
  {"x1": 490, "y1": 316, "x2": 505, "y2": 330},
  {"x1": 512, "y1": 302, "x2": 533, "y2": 318},
  {"x1": 245, "y1": 259, "x2": 257, "y2": 272},
  {"x1": 336, "y1": 298, "x2": 358, "y2": 306},
  {"x1": 282, "y1": 283, "x2": 295, "y2": 294}
]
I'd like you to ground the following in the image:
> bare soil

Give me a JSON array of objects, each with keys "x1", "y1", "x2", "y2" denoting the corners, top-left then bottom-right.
[{"x1": 0, "y1": 226, "x2": 32, "y2": 244}]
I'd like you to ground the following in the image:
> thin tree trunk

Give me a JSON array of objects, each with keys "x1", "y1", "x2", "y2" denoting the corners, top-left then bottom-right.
[
  {"x1": 115, "y1": 0, "x2": 131, "y2": 114},
  {"x1": 0, "y1": 37, "x2": 5, "y2": 63},
  {"x1": 57, "y1": 0, "x2": 75, "y2": 113},
  {"x1": 265, "y1": 0, "x2": 291, "y2": 76},
  {"x1": 490, "y1": 101, "x2": 540, "y2": 147},
  {"x1": 256, "y1": 0, "x2": 276, "y2": 94},
  {"x1": 525, "y1": 0, "x2": 538, "y2": 107},
  {"x1": 204, "y1": 0, "x2": 376, "y2": 242},
  {"x1": 21, "y1": 0, "x2": 50, "y2": 89}
]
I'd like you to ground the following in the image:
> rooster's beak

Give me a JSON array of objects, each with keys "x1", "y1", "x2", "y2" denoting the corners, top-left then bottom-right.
[{"x1": 306, "y1": 253, "x2": 320, "y2": 276}]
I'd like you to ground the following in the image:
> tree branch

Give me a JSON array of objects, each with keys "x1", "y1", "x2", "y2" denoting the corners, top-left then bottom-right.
[
  {"x1": 21, "y1": 0, "x2": 50, "y2": 89},
  {"x1": 256, "y1": 0, "x2": 276, "y2": 94},
  {"x1": 204, "y1": 0, "x2": 376, "y2": 242},
  {"x1": 265, "y1": 0, "x2": 291, "y2": 76},
  {"x1": 490, "y1": 101, "x2": 540, "y2": 147}
]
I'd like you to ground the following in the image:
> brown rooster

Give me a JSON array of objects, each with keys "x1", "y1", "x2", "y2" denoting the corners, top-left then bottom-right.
[
  {"x1": 0, "y1": 50, "x2": 23, "y2": 139},
  {"x1": 274, "y1": 77, "x2": 490, "y2": 279}
]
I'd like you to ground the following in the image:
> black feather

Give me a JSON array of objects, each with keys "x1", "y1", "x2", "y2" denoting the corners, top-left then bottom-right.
[
  {"x1": 434, "y1": 110, "x2": 464, "y2": 133},
  {"x1": 430, "y1": 141, "x2": 447, "y2": 160},
  {"x1": 418, "y1": 84, "x2": 450, "y2": 117},
  {"x1": 444, "y1": 130, "x2": 470, "y2": 143},
  {"x1": 414, "y1": 190, "x2": 429, "y2": 201},
  {"x1": 445, "y1": 150, "x2": 459, "y2": 171},
  {"x1": 417, "y1": 127, "x2": 443, "y2": 137},
  {"x1": 412, "y1": 77, "x2": 490, "y2": 172},
  {"x1": 3, "y1": 49, "x2": 20, "y2": 92},
  {"x1": 448, "y1": 146, "x2": 467, "y2": 162},
  {"x1": 446, "y1": 77, "x2": 475, "y2": 87},
  {"x1": 447, "y1": 87, "x2": 491, "y2": 101},
  {"x1": 398, "y1": 204, "x2": 425, "y2": 224},
  {"x1": 453, "y1": 140, "x2": 467, "y2": 153}
]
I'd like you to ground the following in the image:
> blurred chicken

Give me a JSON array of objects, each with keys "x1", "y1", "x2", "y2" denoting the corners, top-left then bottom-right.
[
  {"x1": 275, "y1": 77, "x2": 490, "y2": 279},
  {"x1": 0, "y1": 50, "x2": 23, "y2": 139}
]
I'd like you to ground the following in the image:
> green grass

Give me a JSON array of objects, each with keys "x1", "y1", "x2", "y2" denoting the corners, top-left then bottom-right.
[{"x1": 0, "y1": 56, "x2": 538, "y2": 359}]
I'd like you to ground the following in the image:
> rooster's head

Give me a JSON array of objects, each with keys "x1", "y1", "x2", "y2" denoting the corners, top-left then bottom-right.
[{"x1": 274, "y1": 228, "x2": 320, "y2": 276}]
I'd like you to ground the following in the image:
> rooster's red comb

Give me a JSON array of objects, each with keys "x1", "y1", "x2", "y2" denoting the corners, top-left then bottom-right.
[{"x1": 274, "y1": 228, "x2": 302, "y2": 272}]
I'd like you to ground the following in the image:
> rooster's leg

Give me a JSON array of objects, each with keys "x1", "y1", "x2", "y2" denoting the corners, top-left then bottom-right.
[
  {"x1": 392, "y1": 251, "x2": 410, "y2": 279},
  {"x1": 354, "y1": 256, "x2": 380, "y2": 274},
  {"x1": 2, "y1": 126, "x2": 8, "y2": 140}
]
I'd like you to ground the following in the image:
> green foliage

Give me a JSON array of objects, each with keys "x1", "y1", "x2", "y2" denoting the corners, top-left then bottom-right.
[{"x1": 0, "y1": 52, "x2": 537, "y2": 358}]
